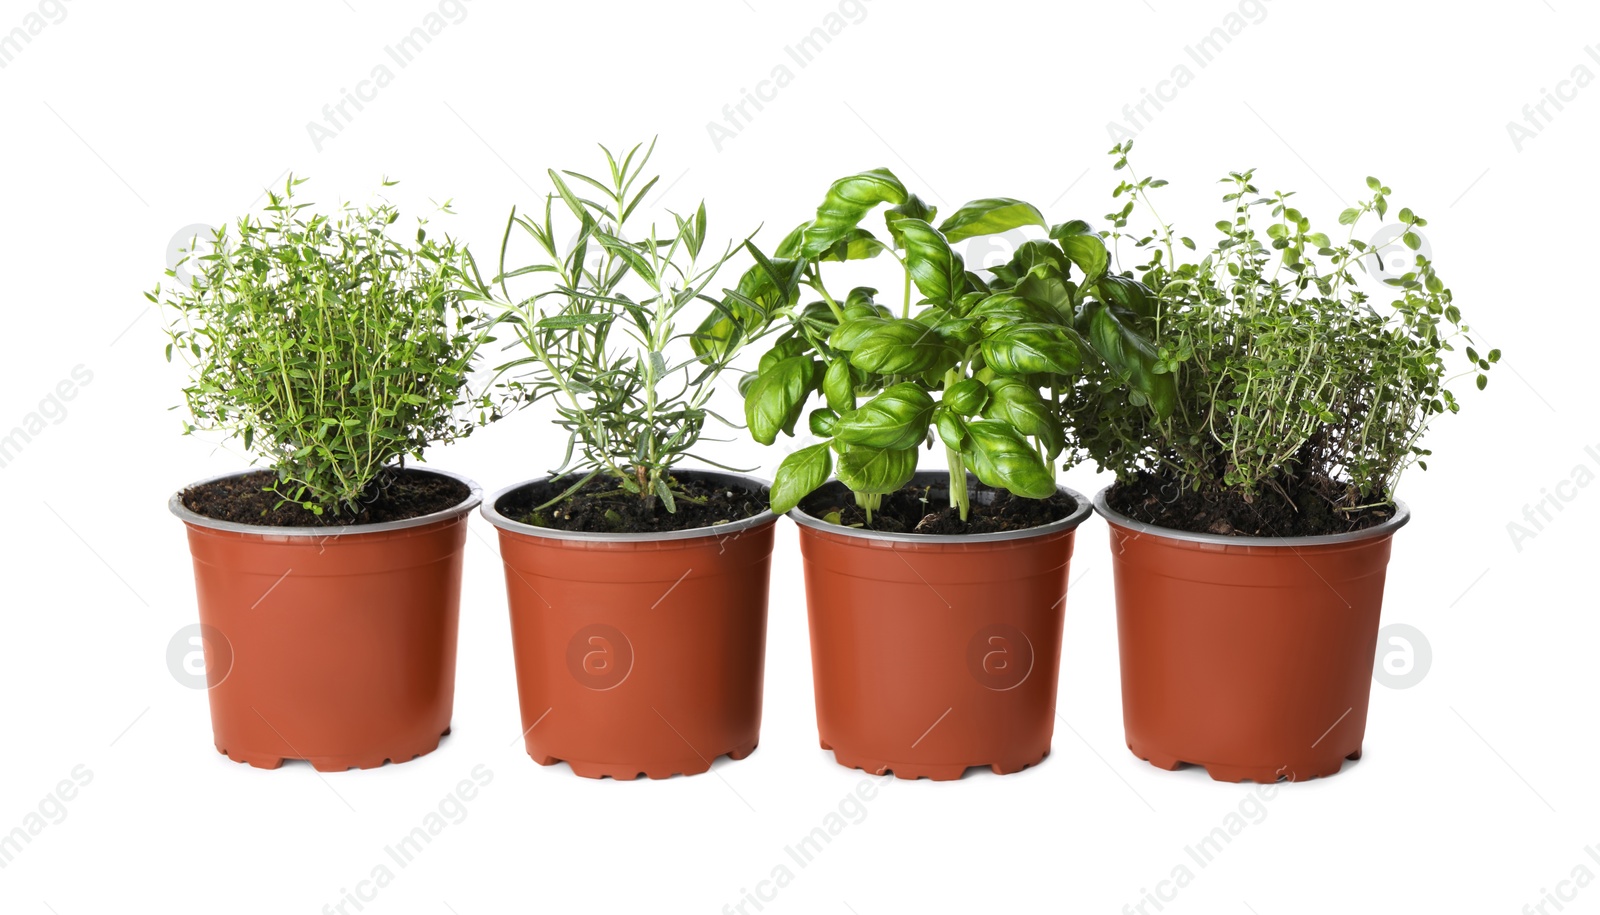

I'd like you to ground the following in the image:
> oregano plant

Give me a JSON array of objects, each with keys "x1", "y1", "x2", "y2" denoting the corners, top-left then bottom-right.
[
  {"x1": 156, "y1": 177, "x2": 493, "y2": 515},
  {"x1": 1065, "y1": 141, "x2": 1497, "y2": 531}
]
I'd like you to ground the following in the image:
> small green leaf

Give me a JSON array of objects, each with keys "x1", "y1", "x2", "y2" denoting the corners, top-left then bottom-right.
[
  {"x1": 937, "y1": 197, "x2": 1047, "y2": 243},
  {"x1": 771, "y1": 443, "x2": 832, "y2": 514},
  {"x1": 836, "y1": 444, "x2": 918, "y2": 495},
  {"x1": 832, "y1": 383, "x2": 935, "y2": 451}
]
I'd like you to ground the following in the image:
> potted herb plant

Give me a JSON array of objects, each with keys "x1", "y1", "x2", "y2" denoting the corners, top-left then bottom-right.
[
  {"x1": 158, "y1": 178, "x2": 493, "y2": 770},
  {"x1": 737, "y1": 169, "x2": 1165, "y2": 779},
  {"x1": 472, "y1": 142, "x2": 778, "y2": 780},
  {"x1": 1074, "y1": 142, "x2": 1498, "y2": 782}
]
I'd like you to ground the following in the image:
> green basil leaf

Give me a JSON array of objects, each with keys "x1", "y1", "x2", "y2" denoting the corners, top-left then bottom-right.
[
  {"x1": 894, "y1": 217, "x2": 965, "y2": 308},
  {"x1": 744, "y1": 355, "x2": 814, "y2": 445},
  {"x1": 829, "y1": 314, "x2": 892, "y2": 353},
  {"x1": 1085, "y1": 302, "x2": 1176, "y2": 419},
  {"x1": 1095, "y1": 275, "x2": 1157, "y2": 320},
  {"x1": 800, "y1": 169, "x2": 908, "y2": 258},
  {"x1": 883, "y1": 193, "x2": 938, "y2": 248},
  {"x1": 832, "y1": 383, "x2": 935, "y2": 451},
  {"x1": 823, "y1": 358, "x2": 856, "y2": 412},
  {"x1": 964, "y1": 420, "x2": 1057, "y2": 499},
  {"x1": 981, "y1": 322, "x2": 1082, "y2": 376},
  {"x1": 819, "y1": 228, "x2": 888, "y2": 263},
  {"x1": 847, "y1": 319, "x2": 957, "y2": 376},
  {"x1": 809, "y1": 407, "x2": 839, "y2": 437},
  {"x1": 943, "y1": 377, "x2": 989, "y2": 415},
  {"x1": 758, "y1": 336, "x2": 808, "y2": 374},
  {"x1": 935, "y1": 407, "x2": 968, "y2": 451},
  {"x1": 937, "y1": 197, "x2": 1048, "y2": 243},
  {"x1": 771, "y1": 443, "x2": 832, "y2": 514},
  {"x1": 843, "y1": 287, "x2": 883, "y2": 317},
  {"x1": 836, "y1": 444, "x2": 919, "y2": 495},
  {"x1": 773, "y1": 222, "x2": 810, "y2": 258},
  {"x1": 1057, "y1": 233, "x2": 1109, "y2": 284},
  {"x1": 1049, "y1": 219, "x2": 1094, "y2": 238},
  {"x1": 966, "y1": 292, "x2": 1062, "y2": 328},
  {"x1": 983, "y1": 377, "x2": 1062, "y2": 459}
]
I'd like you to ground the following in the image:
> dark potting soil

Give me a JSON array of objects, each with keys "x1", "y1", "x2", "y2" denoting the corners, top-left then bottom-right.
[
  {"x1": 181, "y1": 468, "x2": 470, "y2": 527},
  {"x1": 503, "y1": 473, "x2": 768, "y2": 534},
  {"x1": 1106, "y1": 471, "x2": 1396, "y2": 538},
  {"x1": 800, "y1": 480, "x2": 1080, "y2": 535}
]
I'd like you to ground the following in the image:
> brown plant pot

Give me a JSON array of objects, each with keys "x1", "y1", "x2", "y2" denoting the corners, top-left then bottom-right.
[
  {"x1": 791, "y1": 473, "x2": 1092, "y2": 780},
  {"x1": 481, "y1": 470, "x2": 777, "y2": 780},
  {"x1": 1094, "y1": 488, "x2": 1410, "y2": 783},
  {"x1": 169, "y1": 469, "x2": 480, "y2": 772}
]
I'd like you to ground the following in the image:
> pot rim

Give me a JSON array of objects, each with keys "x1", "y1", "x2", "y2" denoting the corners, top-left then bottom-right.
[
  {"x1": 480, "y1": 469, "x2": 777, "y2": 542},
  {"x1": 169, "y1": 466, "x2": 483, "y2": 538},
  {"x1": 1091, "y1": 485, "x2": 1410, "y2": 547},
  {"x1": 787, "y1": 473, "x2": 1093, "y2": 544}
]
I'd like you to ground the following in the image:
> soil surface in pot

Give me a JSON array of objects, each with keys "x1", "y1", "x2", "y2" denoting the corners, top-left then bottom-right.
[
  {"x1": 1107, "y1": 471, "x2": 1395, "y2": 537},
  {"x1": 182, "y1": 468, "x2": 469, "y2": 527},
  {"x1": 801, "y1": 480, "x2": 1078, "y2": 535},
  {"x1": 503, "y1": 473, "x2": 767, "y2": 534}
]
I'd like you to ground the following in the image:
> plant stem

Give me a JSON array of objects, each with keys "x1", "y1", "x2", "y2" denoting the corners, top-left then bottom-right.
[{"x1": 943, "y1": 367, "x2": 970, "y2": 521}]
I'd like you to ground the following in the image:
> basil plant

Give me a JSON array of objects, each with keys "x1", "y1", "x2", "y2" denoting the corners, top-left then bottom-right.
[{"x1": 717, "y1": 168, "x2": 1170, "y2": 522}]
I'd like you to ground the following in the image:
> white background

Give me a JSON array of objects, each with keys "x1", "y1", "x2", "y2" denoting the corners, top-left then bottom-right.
[{"x1": 1, "y1": 0, "x2": 1596, "y2": 912}]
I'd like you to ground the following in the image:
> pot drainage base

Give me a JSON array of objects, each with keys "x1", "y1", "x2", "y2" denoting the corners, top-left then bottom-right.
[
  {"x1": 1128, "y1": 742, "x2": 1363, "y2": 783},
  {"x1": 528, "y1": 738, "x2": 758, "y2": 780},
  {"x1": 822, "y1": 740, "x2": 1050, "y2": 781},
  {"x1": 215, "y1": 727, "x2": 451, "y2": 773}
]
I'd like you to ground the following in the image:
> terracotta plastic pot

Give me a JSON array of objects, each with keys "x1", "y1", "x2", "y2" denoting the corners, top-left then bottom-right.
[
  {"x1": 1095, "y1": 488, "x2": 1410, "y2": 783},
  {"x1": 169, "y1": 469, "x2": 480, "y2": 771},
  {"x1": 791, "y1": 473, "x2": 1092, "y2": 780},
  {"x1": 482, "y1": 470, "x2": 777, "y2": 780}
]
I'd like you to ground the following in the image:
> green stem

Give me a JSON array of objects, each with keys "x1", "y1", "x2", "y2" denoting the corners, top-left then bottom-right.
[
  {"x1": 943, "y1": 367, "x2": 970, "y2": 522},
  {"x1": 810, "y1": 269, "x2": 844, "y2": 322}
]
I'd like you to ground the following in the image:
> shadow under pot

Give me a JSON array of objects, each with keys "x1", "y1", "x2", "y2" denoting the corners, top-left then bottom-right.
[
  {"x1": 790, "y1": 473, "x2": 1093, "y2": 781},
  {"x1": 1094, "y1": 488, "x2": 1410, "y2": 783},
  {"x1": 169, "y1": 468, "x2": 480, "y2": 771},
  {"x1": 481, "y1": 470, "x2": 778, "y2": 780}
]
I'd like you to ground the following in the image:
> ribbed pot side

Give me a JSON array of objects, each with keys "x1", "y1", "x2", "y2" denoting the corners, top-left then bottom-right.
[
  {"x1": 482, "y1": 470, "x2": 778, "y2": 780},
  {"x1": 171, "y1": 469, "x2": 480, "y2": 772},
  {"x1": 1095, "y1": 487, "x2": 1410, "y2": 783},
  {"x1": 791, "y1": 473, "x2": 1092, "y2": 781}
]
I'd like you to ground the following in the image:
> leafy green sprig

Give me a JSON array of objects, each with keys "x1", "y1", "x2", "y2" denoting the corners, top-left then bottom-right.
[
  {"x1": 465, "y1": 141, "x2": 754, "y2": 515},
  {"x1": 738, "y1": 169, "x2": 1160, "y2": 522},
  {"x1": 1066, "y1": 141, "x2": 1497, "y2": 509},
  {"x1": 156, "y1": 177, "x2": 493, "y2": 515}
]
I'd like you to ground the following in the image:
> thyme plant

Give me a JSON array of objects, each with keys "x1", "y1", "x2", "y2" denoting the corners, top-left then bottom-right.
[
  {"x1": 156, "y1": 177, "x2": 492, "y2": 515},
  {"x1": 472, "y1": 141, "x2": 755, "y2": 516},
  {"x1": 1066, "y1": 142, "x2": 1497, "y2": 515}
]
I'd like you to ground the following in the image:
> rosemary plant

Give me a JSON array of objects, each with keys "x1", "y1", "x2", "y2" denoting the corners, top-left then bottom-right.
[{"x1": 472, "y1": 141, "x2": 756, "y2": 517}]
